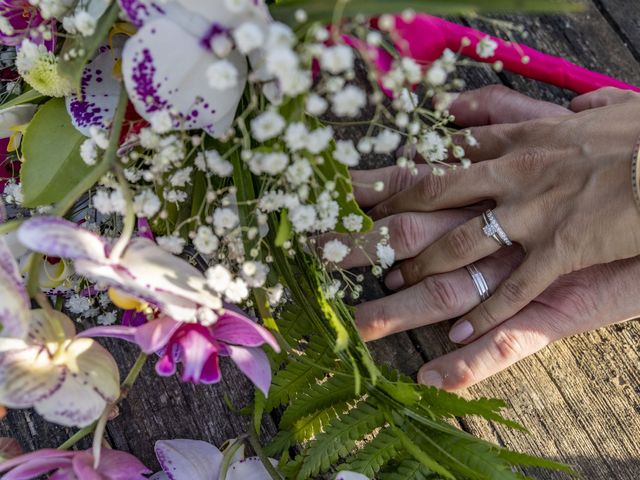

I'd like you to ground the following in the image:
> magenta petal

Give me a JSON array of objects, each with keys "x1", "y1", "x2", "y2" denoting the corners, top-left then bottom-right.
[
  {"x1": 155, "y1": 351, "x2": 177, "y2": 377},
  {"x1": 178, "y1": 329, "x2": 219, "y2": 384},
  {"x1": 213, "y1": 312, "x2": 280, "y2": 352},
  {"x1": 96, "y1": 449, "x2": 151, "y2": 480},
  {"x1": 134, "y1": 317, "x2": 180, "y2": 353},
  {"x1": 225, "y1": 345, "x2": 272, "y2": 397},
  {"x1": 0, "y1": 449, "x2": 73, "y2": 474},
  {"x1": 71, "y1": 451, "x2": 102, "y2": 480},
  {"x1": 1, "y1": 456, "x2": 72, "y2": 480},
  {"x1": 78, "y1": 325, "x2": 138, "y2": 343}
]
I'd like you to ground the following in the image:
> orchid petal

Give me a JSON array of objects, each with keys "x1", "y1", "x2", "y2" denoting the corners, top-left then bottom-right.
[
  {"x1": 149, "y1": 473, "x2": 170, "y2": 480},
  {"x1": 134, "y1": 316, "x2": 180, "y2": 353},
  {"x1": 174, "y1": 0, "x2": 270, "y2": 28},
  {"x1": 213, "y1": 312, "x2": 279, "y2": 351},
  {"x1": 0, "y1": 449, "x2": 73, "y2": 475},
  {"x1": 63, "y1": 337, "x2": 121, "y2": 403},
  {"x1": 155, "y1": 439, "x2": 223, "y2": 480},
  {"x1": 96, "y1": 449, "x2": 151, "y2": 480},
  {"x1": 0, "y1": 346, "x2": 64, "y2": 408},
  {"x1": 17, "y1": 217, "x2": 108, "y2": 264},
  {"x1": 117, "y1": 0, "x2": 165, "y2": 27},
  {"x1": 35, "y1": 372, "x2": 109, "y2": 427},
  {"x1": 0, "y1": 239, "x2": 28, "y2": 340},
  {"x1": 0, "y1": 105, "x2": 37, "y2": 139},
  {"x1": 226, "y1": 457, "x2": 279, "y2": 480},
  {"x1": 66, "y1": 43, "x2": 123, "y2": 136},
  {"x1": 29, "y1": 309, "x2": 76, "y2": 343},
  {"x1": 71, "y1": 451, "x2": 103, "y2": 480},
  {"x1": 178, "y1": 327, "x2": 221, "y2": 384},
  {"x1": 122, "y1": 17, "x2": 247, "y2": 137},
  {"x1": 225, "y1": 345, "x2": 271, "y2": 397},
  {"x1": 79, "y1": 325, "x2": 138, "y2": 343},
  {"x1": 0, "y1": 456, "x2": 73, "y2": 480}
]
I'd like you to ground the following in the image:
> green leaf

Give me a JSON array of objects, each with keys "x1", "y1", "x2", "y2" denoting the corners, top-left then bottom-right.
[
  {"x1": 295, "y1": 400, "x2": 386, "y2": 479},
  {"x1": 1, "y1": 89, "x2": 44, "y2": 111},
  {"x1": 271, "y1": 0, "x2": 582, "y2": 24},
  {"x1": 313, "y1": 272, "x2": 350, "y2": 352},
  {"x1": 379, "y1": 459, "x2": 439, "y2": 480},
  {"x1": 393, "y1": 427, "x2": 455, "y2": 480},
  {"x1": 340, "y1": 427, "x2": 402, "y2": 477},
  {"x1": 58, "y1": 2, "x2": 120, "y2": 93},
  {"x1": 497, "y1": 449, "x2": 576, "y2": 475},
  {"x1": 21, "y1": 98, "x2": 95, "y2": 207},
  {"x1": 275, "y1": 209, "x2": 292, "y2": 247}
]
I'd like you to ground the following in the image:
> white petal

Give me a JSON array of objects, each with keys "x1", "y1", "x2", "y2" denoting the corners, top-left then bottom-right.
[
  {"x1": 0, "y1": 345, "x2": 64, "y2": 408},
  {"x1": 117, "y1": 0, "x2": 165, "y2": 27},
  {"x1": 155, "y1": 439, "x2": 223, "y2": 480},
  {"x1": 174, "y1": 0, "x2": 270, "y2": 28},
  {"x1": 28, "y1": 310, "x2": 76, "y2": 343},
  {"x1": 0, "y1": 239, "x2": 29, "y2": 340},
  {"x1": 66, "y1": 43, "x2": 123, "y2": 136},
  {"x1": 63, "y1": 337, "x2": 121, "y2": 403},
  {"x1": 227, "y1": 457, "x2": 279, "y2": 480},
  {"x1": 17, "y1": 217, "x2": 109, "y2": 264},
  {"x1": 0, "y1": 104, "x2": 37, "y2": 138},
  {"x1": 35, "y1": 372, "x2": 108, "y2": 427},
  {"x1": 122, "y1": 18, "x2": 247, "y2": 137}
]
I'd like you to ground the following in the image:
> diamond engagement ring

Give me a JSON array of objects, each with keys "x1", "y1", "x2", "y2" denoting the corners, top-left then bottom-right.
[
  {"x1": 465, "y1": 263, "x2": 490, "y2": 301},
  {"x1": 481, "y1": 209, "x2": 512, "y2": 247}
]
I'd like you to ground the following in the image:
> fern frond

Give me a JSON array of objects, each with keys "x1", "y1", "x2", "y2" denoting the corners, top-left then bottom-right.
[
  {"x1": 339, "y1": 427, "x2": 401, "y2": 477},
  {"x1": 294, "y1": 400, "x2": 386, "y2": 479},
  {"x1": 378, "y1": 459, "x2": 439, "y2": 480},
  {"x1": 280, "y1": 373, "x2": 356, "y2": 429}
]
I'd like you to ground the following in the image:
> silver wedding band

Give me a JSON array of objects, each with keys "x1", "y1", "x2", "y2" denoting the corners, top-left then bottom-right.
[
  {"x1": 466, "y1": 263, "x2": 490, "y2": 301},
  {"x1": 481, "y1": 209, "x2": 512, "y2": 247}
]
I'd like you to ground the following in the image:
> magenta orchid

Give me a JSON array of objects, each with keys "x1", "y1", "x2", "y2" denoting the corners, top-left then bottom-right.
[
  {"x1": 117, "y1": 0, "x2": 269, "y2": 136},
  {"x1": 149, "y1": 438, "x2": 278, "y2": 480},
  {"x1": 0, "y1": 0, "x2": 49, "y2": 46},
  {"x1": 83, "y1": 308, "x2": 280, "y2": 396},
  {"x1": 0, "y1": 447, "x2": 150, "y2": 480},
  {"x1": 17, "y1": 216, "x2": 224, "y2": 322}
]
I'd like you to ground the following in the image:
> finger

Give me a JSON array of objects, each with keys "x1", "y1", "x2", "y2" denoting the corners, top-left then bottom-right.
[
  {"x1": 389, "y1": 210, "x2": 518, "y2": 289},
  {"x1": 356, "y1": 247, "x2": 524, "y2": 341},
  {"x1": 416, "y1": 304, "x2": 557, "y2": 391},
  {"x1": 570, "y1": 87, "x2": 640, "y2": 112},
  {"x1": 449, "y1": 85, "x2": 572, "y2": 127},
  {"x1": 317, "y1": 210, "x2": 477, "y2": 269},
  {"x1": 350, "y1": 166, "x2": 429, "y2": 208},
  {"x1": 448, "y1": 252, "x2": 560, "y2": 345},
  {"x1": 369, "y1": 162, "x2": 499, "y2": 220}
]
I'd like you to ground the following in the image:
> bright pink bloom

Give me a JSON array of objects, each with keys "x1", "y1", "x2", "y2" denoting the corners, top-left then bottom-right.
[
  {"x1": 0, "y1": 0, "x2": 53, "y2": 47},
  {"x1": 83, "y1": 309, "x2": 280, "y2": 396},
  {"x1": 0, "y1": 448, "x2": 150, "y2": 480}
]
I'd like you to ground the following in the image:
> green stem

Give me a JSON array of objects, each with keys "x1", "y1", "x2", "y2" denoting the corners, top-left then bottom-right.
[
  {"x1": 26, "y1": 254, "x2": 44, "y2": 298},
  {"x1": 52, "y1": 87, "x2": 128, "y2": 217},
  {"x1": 219, "y1": 438, "x2": 247, "y2": 480},
  {"x1": 109, "y1": 166, "x2": 135, "y2": 260},
  {"x1": 247, "y1": 426, "x2": 282, "y2": 480},
  {"x1": 121, "y1": 352, "x2": 148, "y2": 395},
  {"x1": 0, "y1": 219, "x2": 22, "y2": 236},
  {"x1": 58, "y1": 422, "x2": 97, "y2": 450}
]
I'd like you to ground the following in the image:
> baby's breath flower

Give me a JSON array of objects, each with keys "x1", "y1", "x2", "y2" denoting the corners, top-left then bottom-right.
[
  {"x1": 251, "y1": 111, "x2": 286, "y2": 141},
  {"x1": 331, "y1": 85, "x2": 366, "y2": 117},
  {"x1": 233, "y1": 22, "x2": 264, "y2": 54},
  {"x1": 207, "y1": 60, "x2": 239, "y2": 90},
  {"x1": 213, "y1": 207, "x2": 240, "y2": 233},
  {"x1": 157, "y1": 235, "x2": 186, "y2": 254},
  {"x1": 80, "y1": 139, "x2": 98, "y2": 166},
  {"x1": 476, "y1": 36, "x2": 498, "y2": 59},
  {"x1": 305, "y1": 94, "x2": 328, "y2": 116},
  {"x1": 322, "y1": 239, "x2": 350, "y2": 263},
  {"x1": 376, "y1": 243, "x2": 396, "y2": 269},
  {"x1": 320, "y1": 45, "x2": 354, "y2": 74},
  {"x1": 284, "y1": 122, "x2": 309, "y2": 151},
  {"x1": 206, "y1": 265, "x2": 232, "y2": 293},
  {"x1": 342, "y1": 213, "x2": 364, "y2": 232},
  {"x1": 193, "y1": 226, "x2": 219, "y2": 255},
  {"x1": 333, "y1": 140, "x2": 360, "y2": 167},
  {"x1": 290, "y1": 204, "x2": 317, "y2": 232},
  {"x1": 374, "y1": 129, "x2": 402, "y2": 154},
  {"x1": 133, "y1": 190, "x2": 161, "y2": 218}
]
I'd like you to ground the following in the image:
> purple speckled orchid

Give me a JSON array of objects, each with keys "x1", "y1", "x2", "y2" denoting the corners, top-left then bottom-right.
[
  {"x1": 83, "y1": 308, "x2": 280, "y2": 396},
  {"x1": 0, "y1": 447, "x2": 150, "y2": 480},
  {"x1": 118, "y1": 0, "x2": 269, "y2": 136},
  {"x1": 17, "y1": 216, "x2": 224, "y2": 322},
  {"x1": 0, "y1": 236, "x2": 121, "y2": 428},
  {"x1": 149, "y1": 438, "x2": 278, "y2": 480},
  {"x1": 0, "y1": 0, "x2": 49, "y2": 46}
]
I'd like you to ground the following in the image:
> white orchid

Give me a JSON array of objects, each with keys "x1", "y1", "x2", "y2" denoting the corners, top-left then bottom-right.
[
  {"x1": 116, "y1": 0, "x2": 270, "y2": 136},
  {"x1": 0, "y1": 237, "x2": 120, "y2": 427},
  {"x1": 0, "y1": 104, "x2": 37, "y2": 150}
]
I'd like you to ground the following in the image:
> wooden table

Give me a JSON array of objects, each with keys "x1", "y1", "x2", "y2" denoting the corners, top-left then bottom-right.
[{"x1": 2, "y1": 1, "x2": 640, "y2": 478}]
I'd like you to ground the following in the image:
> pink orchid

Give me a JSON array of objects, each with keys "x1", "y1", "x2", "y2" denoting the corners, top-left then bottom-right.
[
  {"x1": 17, "y1": 216, "x2": 223, "y2": 322},
  {"x1": 0, "y1": 0, "x2": 50, "y2": 46},
  {"x1": 0, "y1": 447, "x2": 150, "y2": 480},
  {"x1": 149, "y1": 438, "x2": 278, "y2": 480},
  {"x1": 83, "y1": 308, "x2": 280, "y2": 396}
]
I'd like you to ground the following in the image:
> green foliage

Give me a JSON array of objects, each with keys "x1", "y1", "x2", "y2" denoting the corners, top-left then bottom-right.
[
  {"x1": 0, "y1": 89, "x2": 44, "y2": 111},
  {"x1": 271, "y1": 0, "x2": 582, "y2": 24},
  {"x1": 20, "y1": 98, "x2": 95, "y2": 207},
  {"x1": 379, "y1": 459, "x2": 440, "y2": 480},
  {"x1": 339, "y1": 427, "x2": 402, "y2": 478},
  {"x1": 58, "y1": 2, "x2": 120, "y2": 92}
]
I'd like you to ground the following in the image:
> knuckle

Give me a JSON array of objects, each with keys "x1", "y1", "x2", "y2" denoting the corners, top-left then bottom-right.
[
  {"x1": 357, "y1": 301, "x2": 392, "y2": 339},
  {"x1": 390, "y1": 214, "x2": 424, "y2": 256},
  {"x1": 513, "y1": 147, "x2": 547, "y2": 176},
  {"x1": 445, "y1": 227, "x2": 475, "y2": 260},
  {"x1": 419, "y1": 173, "x2": 447, "y2": 201},
  {"x1": 390, "y1": 166, "x2": 417, "y2": 195},
  {"x1": 492, "y1": 329, "x2": 524, "y2": 363},
  {"x1": 475, "y1": 302, "x2": 500, "y2": 327},
  {"x1": 421, "y1": 276, "x2": 462, "y2": 312},
  {"x1": 483, "y1": 84, "x2": 511, "y2": 99},
  {"x1": 446, "y1": 358, "x2": 477, "y2": 390},
  {"x1": 500, "y1": 276, "x2": 531, "y2": 306}
]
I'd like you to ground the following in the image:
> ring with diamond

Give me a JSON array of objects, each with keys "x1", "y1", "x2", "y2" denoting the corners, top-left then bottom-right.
[
  {"x1": 465, "y1": 263, "x2": 490, "y2": 301},
  {"x1": 481, "y1": 209, "x2": 512, "y2": 247}
]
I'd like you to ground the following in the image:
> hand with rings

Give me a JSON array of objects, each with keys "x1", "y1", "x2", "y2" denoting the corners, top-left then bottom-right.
[{"x1": 338, "y1": 85, "x2": 640, "y2": 390}]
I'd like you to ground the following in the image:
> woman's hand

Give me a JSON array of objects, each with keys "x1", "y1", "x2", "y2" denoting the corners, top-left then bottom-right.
[{"x1": 369, "y1": 87, "x2": 640, "y2": 347}]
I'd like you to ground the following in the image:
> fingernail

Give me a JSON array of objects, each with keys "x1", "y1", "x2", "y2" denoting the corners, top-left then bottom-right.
[
  {"x1": 419, "y1": 369, "x2": 443, "y2": 388},
  {"x1": 385, "y1": 269, "x2": 405, "y2": 290},
  {"x1": 449, "y1": 320, "x2": 474, "y2": 343}
]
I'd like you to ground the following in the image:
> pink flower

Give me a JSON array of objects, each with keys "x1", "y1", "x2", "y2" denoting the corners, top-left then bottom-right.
[
  {"x1": 0, "y1": 0, "x2": 49, "y2": 46},
  {"x1": 0, "y1": 447, "x2": 150, "y2": 480},
  {"x1": 83, "y1": 308, "x2": 280, "y2": 396}
]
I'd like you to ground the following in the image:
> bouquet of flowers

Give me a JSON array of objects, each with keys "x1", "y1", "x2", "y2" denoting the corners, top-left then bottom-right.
[{"x1": 0, "y1": 0, "x2": 583, "y2": 478}]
